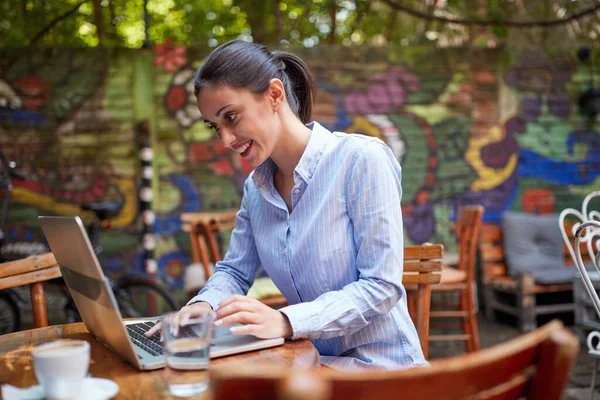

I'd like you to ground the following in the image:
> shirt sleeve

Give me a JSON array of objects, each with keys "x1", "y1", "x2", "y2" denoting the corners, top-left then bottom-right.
[
  {"x1": 280, "y1": 140, "x2": 405, "y2": 340},
  {"x1": 187, "y1": 178, "x2": 261, "y2": 311}
]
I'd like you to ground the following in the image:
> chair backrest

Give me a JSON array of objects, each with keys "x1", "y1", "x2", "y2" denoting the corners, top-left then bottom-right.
[
  {"x1": 403, "y1": 244, "x2": 443, "y2": 358},
  {"x1": 180, "y1": 210, "x2": 238, "y2": 280},
  {"x1": 0, "y1": 252, "x2": 61, "y2": 328},
  {"x1": 455, "y1": 205, "x2": 484, "y2": 283},
  {"x1": 210, "y1": 319, "x2": 578, "y2": 400},
  {"x1": 559, "y1": 191, "x2": 600, "y2": 317}
]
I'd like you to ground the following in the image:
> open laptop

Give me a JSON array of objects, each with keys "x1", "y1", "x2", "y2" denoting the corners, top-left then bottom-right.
[{"x1": 38, "y1": 216, "x2": 284, "y2": 371}]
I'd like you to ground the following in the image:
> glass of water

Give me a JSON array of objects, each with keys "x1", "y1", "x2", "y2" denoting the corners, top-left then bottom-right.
[{"x1": 161, "y1": 310, "x2": 214, "y2": 397}]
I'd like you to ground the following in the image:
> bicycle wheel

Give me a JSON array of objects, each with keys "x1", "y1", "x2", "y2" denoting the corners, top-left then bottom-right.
[
  {"x1": 114, "y1": 277, "x2": 179, "y2": 318},
  {"x1": 0, "y1": 291, "x2": 20, "y2": 334}
]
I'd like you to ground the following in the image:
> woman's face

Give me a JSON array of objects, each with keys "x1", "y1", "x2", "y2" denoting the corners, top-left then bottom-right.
[{"x1": 197, "y1": 84, "x2": 279, "y2": 168}]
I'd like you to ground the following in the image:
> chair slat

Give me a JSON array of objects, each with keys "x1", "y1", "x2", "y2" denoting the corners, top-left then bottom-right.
[
  {"x1": 480, "y1": 245, "x2": 504, "y2": 263},
  {"x1": 485, "y1": 263, "x2": 508, "y2": 278},
  {"x1": 0, "y1": 266, "x2": 62, "y2": 291},
  {"x1": 403, "y1": 261, "x2": 442, "y2": 272},
  {"x1": 480, "y1": 224, "x2": 503, "y2": 242},
  {"x1": 0, "y1": 253, "x2": 57, "y2": 279},
  {"x1": 402, "y1": 273, "x2": 441, "y2": 285},
  {"x1": 404, "y1": 245, "x2": 443, "y2": 260}
]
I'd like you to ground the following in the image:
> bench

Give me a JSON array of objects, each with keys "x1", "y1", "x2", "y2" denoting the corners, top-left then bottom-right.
[{"x1": 479, "y1": 219, "x2": 588, "y2": 332}]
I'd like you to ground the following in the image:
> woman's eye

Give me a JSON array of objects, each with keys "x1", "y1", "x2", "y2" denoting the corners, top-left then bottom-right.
[{"x1": 225, "y1": 113, "x2": 237, "y2": 122}]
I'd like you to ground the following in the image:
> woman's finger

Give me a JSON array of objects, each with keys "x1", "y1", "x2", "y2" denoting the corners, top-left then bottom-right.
[
  {"x1": 179, "y1": 312, "x2": 191, "y2": 327},
  {"x1": 215, "y1": 311, "x2": 259, "y2": 328},
  {"x1": 218, "y1": 294, "x2": 250, "y2": 310},
  {"x1": 229, "y1": 324, "x2": 258, "y2": 336},
  {"x1": 145, "y1": 321, "x2": 162, "y2": 337},
  {"x1": 216, "y1": 300, "x2": 255, "y2": 320},
  {"x1": 165, "y1": 313, "x2": 180, "y2": 336}
]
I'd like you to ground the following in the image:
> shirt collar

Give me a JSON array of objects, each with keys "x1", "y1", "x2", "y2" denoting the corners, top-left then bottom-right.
[
  {"x1": 294, "y1": 121, "x2": 330, "y2": 184},
  {"x1": 252, "y1": 121, "x2": 331, "y2": 189}
]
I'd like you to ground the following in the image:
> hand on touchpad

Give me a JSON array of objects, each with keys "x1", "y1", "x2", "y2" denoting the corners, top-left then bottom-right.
[{"x1": 212, "y1": 324, "x2": 243, "y2": 338}]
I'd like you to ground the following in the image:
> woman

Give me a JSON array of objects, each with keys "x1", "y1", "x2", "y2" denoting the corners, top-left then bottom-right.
[{"x1": 147, "y1": 40, "x2": 426, "y2": 370}]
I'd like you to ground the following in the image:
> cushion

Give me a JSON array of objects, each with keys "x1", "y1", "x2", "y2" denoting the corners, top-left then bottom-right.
[
  {"x1": 247, "y1": 277, "x2": 283, "y2": 299},
  {"x1": 439, "y1": 266, "x2": 467, "y2": 284},
  {"x1": 502, "y1": 212, "x2": 575, "y2": 284}
]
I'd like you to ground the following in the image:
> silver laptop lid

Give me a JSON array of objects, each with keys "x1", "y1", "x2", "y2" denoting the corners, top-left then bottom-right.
[{"x1": 38, "y1": 216, "x2": 145, "y2": 370}]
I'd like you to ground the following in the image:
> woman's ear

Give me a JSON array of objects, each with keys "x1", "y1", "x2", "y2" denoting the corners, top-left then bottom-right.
[{"x1": 268, "y1": 78, "x2": 285, "y2": 111}]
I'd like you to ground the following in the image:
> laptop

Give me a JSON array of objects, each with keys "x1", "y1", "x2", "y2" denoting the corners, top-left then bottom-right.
[{"x1": 38, "y1": 216, "x2": 285, "y2": 371}]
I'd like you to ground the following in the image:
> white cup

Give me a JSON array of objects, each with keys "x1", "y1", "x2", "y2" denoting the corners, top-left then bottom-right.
[{"x1": 32, "y1": 339, "x2": 90, "y2": 400}]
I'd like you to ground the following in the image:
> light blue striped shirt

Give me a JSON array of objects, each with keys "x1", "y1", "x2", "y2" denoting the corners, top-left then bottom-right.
[{"x1": 189, "y1": 122, "x2": 426, "y2": 371}]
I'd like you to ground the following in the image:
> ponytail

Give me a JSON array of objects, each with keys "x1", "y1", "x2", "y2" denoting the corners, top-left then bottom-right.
[
  {"x1": 194, "y1": 40, "x2": 317, "y2": 124},
  {"x1": 272, "y1": 51, "x2": 317, "y2": 124}
]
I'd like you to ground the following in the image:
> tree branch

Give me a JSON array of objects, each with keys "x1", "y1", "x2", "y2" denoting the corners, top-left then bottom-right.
[
  {"x1": 92, "y1": 0, "x2": 105, "y2": 44},
  {"x1": 329, "y1": 0, "x2": 337, "y2": 44},
  {"x1": 381, "y1": 0, "x2": 600, "y2": 27},
  {"x1": 273, "y1": 0, "x2": 282, "y2": 43},
  {"x1": 28, "y1": 0, "x2": 88, "y2": 46}
]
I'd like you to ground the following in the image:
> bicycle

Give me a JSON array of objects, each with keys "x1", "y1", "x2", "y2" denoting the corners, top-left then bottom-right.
[{"x1": 0, "y1": 154, "x2": 179, "y2": 333}]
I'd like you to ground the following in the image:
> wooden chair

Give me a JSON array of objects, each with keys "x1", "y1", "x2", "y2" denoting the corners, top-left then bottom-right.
[
  {"x1": 181, "y1": 211, "x2": 289, "y2": 308},
  {"x1": 181, "y1": 210, "x2": 238, "y2": 282},
  {"x1": 210, "y1": 319, "x2": 578, "y2": 400},
  {"x1": 403, "y1": 244, "x2": 443, "y2": 359},
  {"x1": 429, "y1": 205, "x2": 484, "y2": 352},
  {"x1": 0, "y1": 253, "x2": 61, "y2": 328}
]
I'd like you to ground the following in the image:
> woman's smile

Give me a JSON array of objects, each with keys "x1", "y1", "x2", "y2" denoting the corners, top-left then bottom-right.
[{"x1": 233, "y1": 140, "x2": 253, "y2": 158}]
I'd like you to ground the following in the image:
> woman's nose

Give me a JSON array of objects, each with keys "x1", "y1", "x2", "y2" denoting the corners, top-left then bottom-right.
[{"x1": 219, "y1": 128, "x2": 236, "y2": 148}]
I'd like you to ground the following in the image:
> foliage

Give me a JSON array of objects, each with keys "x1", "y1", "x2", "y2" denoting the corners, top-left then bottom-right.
[{"x1": 0, "y1": 0, "x2": 599, "y2": 49}]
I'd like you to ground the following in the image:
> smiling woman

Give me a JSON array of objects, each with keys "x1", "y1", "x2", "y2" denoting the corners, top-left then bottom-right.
[{"x1": 146, "y1": 39, "x2": 426, "y2": 372}]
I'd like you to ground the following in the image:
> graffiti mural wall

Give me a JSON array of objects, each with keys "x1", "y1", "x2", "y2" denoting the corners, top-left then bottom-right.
[
  {"x1": 0, "y1": 49, "x2": 143, "y2": 279},
  {"x1": 1, "y1": 45, "x2": 598, "y2": 290}
]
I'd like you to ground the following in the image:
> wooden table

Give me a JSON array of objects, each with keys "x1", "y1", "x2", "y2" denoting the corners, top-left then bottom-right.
[{"x1": 0, "y1": 323, "x2": 320, "y2": 399}]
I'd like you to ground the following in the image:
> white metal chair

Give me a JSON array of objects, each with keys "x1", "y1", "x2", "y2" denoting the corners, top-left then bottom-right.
[{"x1": 559, "y1": 191, "x2": 600, "y2": 400}]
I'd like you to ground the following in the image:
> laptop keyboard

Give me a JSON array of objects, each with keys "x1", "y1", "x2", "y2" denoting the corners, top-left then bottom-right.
[
  {"x1": 125, "y1": 321, "x2": 163, "y2": 356},
  {"x1": 126, "y1": 321, "x2": 216, "y2": 358}
]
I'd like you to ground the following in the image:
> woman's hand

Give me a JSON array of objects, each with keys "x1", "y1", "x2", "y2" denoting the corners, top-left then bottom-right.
[
  {"x1": 215, "y1": 295, "x2": 292, "y2": 339},
  {"x1": 144, "y1": 301, "x2": 213, "y2": 337}
]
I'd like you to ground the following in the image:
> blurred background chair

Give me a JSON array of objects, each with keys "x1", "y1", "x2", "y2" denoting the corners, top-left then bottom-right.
[
  {"x1": 211, "y1": 319, "x2": 578, "y2": 400},
  {"x1": 181, "y1": 211, "x2": 288, "y2": 308},
  {"x1": 0, "y1": 252, "x2": 60, "y2": 328},
  {"x1": 429, "y1": 205, "x2": 484, "y2": 353},
  {"x1": 403, "y1": 243, "x2": 443, "y2": 359}
]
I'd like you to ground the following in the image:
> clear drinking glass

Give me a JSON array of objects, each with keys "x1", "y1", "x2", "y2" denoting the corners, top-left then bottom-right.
[{"x1": 161, "y1": 310, "x2": 214, "y2": 397}]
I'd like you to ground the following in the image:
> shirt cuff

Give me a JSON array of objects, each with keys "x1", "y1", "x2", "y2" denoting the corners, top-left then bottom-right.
[
  {"x1": 279, "y1": 302, "x2": 320, "y2": 340},
  {"x1": 186, "y1": 290, "x2": 226, "y2": 311}
]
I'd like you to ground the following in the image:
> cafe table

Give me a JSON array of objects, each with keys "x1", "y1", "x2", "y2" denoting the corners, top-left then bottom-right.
[{"x1": 0, "y1": 322, "x2": 320, "y2": 399}]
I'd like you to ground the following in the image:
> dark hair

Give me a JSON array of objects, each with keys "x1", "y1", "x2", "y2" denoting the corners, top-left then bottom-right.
[{"x1": 194, "y1": 40, "x2": 317, "y2": 124}]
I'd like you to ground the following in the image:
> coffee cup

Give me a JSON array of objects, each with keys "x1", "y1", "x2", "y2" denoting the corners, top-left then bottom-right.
[{"x1": 32, "y1": 339, "x2": 90, "y2": 400}]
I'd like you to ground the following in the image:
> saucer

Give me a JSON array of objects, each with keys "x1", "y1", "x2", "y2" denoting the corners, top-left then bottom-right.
[{"x1": 82, "y1": 378, "x2": 119, "y2": 400}]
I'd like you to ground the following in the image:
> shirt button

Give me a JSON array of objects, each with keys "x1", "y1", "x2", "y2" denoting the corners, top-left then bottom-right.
[
  {"x1": 282, "y1": 249, "x2": 287, "y2": 255},
  {"x1": 294, "y1": 188, "x2": 300, "y2": 193}
]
